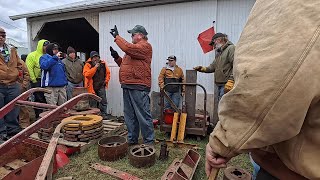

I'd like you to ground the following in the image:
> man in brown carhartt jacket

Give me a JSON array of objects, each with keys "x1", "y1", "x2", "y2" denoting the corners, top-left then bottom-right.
[
  {"x1": 0, "y1": 27, "x2": 22, "y2": 143},
  {"x1": 110, "y1": 25, "x2": 154, "y2": 145},
  {"x1": 158, "y1": 55, "x2": 185, "y2": 110},
  {"x1": 205, "y1": 0, "x2": 320, "y2": 179}
]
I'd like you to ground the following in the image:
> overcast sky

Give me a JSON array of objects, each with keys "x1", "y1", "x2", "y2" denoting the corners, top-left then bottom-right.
[{"x1": 0, "y1": 0, "x2": 81, "y2": 43}]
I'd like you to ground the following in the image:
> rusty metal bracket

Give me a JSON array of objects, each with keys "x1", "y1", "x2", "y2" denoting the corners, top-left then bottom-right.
[
  {"x1": 35, "y1": 120, "x2": 82, "y2": 180},
  {"x1": 91, "y1": 163, "x2": 142, "y2": 180},
  {"x1": 0, "y1": 88, "x2": 51, "y2": 119},
  {"x1": 161, "y1": 149, "x2": 201, "y2": 180},
  {"x1": 0, "y1": 92, "x2": 101, "y2": 156}
]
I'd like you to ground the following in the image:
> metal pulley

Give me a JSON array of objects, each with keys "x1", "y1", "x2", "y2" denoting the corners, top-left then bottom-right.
[
  {"x1": 98, "y1": 136, "x2": 128, "y2": 161},
  {"x1": 129, "y1": 144, "x2": 156, "y2": 168}
]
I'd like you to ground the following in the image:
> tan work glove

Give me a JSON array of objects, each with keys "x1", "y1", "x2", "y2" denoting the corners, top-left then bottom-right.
[
  {"x1": 224, "y1": 80, "x2": 234, "y2": 94},
  {"x1": 193, "y1": 66, "x2": 206, "y2": 72}
]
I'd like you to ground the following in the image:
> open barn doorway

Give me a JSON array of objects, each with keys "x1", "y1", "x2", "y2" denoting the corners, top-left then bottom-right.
[{"x1": 37, "y1": 18, "x2": 98, "y2": 61}]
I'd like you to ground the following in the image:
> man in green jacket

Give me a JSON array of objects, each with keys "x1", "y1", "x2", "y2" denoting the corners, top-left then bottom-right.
[
  {"x1": 194, "y1": 33, "x2": 235, "y2": 101},
  {"x1": 26, "y1": 39, "x2": 49, "y2": 118},
  {"x1": 62, "y1": 46, "x2": 84, "y2": 100}
]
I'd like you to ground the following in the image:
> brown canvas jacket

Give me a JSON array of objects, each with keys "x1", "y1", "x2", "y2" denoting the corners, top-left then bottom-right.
[
  {"x1": 114, "y1": 36, "x2": 152, "y2": 88},
  {"x1": 0, "y1": 45, "x2": 22, "y2": 85},
  {"x1": 209, "y1": 0, "x2": 320, "y2": 179},
  {"x1": 158, "y1": 65, "x2": 185, "y2": 92}
]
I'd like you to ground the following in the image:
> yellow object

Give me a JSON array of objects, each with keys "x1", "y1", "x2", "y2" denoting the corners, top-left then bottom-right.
[
  {"x1": 62, "y1": 115, "x2": 103, "y2": 130},
  {"x1": 170, "y1": 113, "x2": 180, "y2": 141},
  {"x1": 224, "y1": 79, "x2": 234, "y2": 93},
  {"x1": 177, "y1": 112, "x2": 187, "y2": 142}
]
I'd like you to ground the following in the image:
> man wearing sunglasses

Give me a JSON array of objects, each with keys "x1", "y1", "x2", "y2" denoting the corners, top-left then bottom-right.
[
  {"x1": 0, "y1": 27, "x2": 23, "y2": 143},
  {"x1": 158, "y1": 55, "x2": 185, "y2": 110},
  {"x1": 109, "y1": 25, "x2": 154, "y2": 145}
]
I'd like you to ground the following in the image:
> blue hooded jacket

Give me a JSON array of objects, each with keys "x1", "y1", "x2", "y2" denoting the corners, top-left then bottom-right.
[{"x1": 40, "y1": 54, "x2": 68, "y2": 87}]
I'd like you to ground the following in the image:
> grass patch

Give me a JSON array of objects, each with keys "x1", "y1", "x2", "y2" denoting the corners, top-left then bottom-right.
[{"x1": 54, "y1": 130, "x2": 252, "y2": 180}]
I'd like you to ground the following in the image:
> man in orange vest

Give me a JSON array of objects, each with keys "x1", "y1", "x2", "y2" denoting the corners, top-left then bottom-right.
[{"x1": 83, "y1": 51, "x2": 110, "y2": 119}]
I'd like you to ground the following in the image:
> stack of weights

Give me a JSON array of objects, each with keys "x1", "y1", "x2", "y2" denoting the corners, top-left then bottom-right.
[
  {"x1": 37, "y1": 112, "x2": 70, "y2": 140},
  {"x1": 61, "y1": 114, "x2": 104, "y2": 142}
]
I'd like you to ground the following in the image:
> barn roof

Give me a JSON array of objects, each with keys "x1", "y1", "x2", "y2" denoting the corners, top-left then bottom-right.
[{"x1": 10, "y1": 0, "x2": 196, "y2": 20}]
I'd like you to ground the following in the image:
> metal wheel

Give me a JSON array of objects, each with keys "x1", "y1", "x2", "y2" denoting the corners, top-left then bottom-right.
[{"x1": 129, "y1": 144, "x2": 156, "y2": 168}]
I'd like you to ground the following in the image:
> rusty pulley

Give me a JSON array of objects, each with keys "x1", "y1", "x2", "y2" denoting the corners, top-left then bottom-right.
[
  {"x1": 129, "y1": 144, "x2": 156, "y2": 168},
  {"x1": 98, "y1": 136, "x2": 128, "y2": 161},
  {"x1": 223, "y1": 166, "x2": 252, "y2": 180}
]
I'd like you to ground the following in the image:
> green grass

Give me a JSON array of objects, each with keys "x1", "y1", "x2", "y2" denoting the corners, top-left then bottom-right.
[{"x1": 54, "y1": 130, "x2": 252, "y2": 180}]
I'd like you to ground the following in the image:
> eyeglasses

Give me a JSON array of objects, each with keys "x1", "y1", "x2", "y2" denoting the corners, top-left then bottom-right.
[{"x1": 0, "y1": 35, "x2": 6, "y2": 38}]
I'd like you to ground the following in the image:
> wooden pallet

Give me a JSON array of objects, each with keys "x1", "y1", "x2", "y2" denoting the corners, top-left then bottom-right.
[
  {"x1": 103, "y1": 120, "x2": 125, "y2": 137},
  {"x1": 0, "y1": 159, "x2": 28, "y2": 179}
]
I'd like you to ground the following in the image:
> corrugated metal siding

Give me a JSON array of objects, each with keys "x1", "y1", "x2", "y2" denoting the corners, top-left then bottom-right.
[
  {"x1": 100, "y1": 0, "x2": 255, "y2": 116},
  {"x1": 100, "y1": 0, "x2": 218, "y2": 116},
  {"x1": 216, "y1": 0, "x2": 256, "y2": 43}
]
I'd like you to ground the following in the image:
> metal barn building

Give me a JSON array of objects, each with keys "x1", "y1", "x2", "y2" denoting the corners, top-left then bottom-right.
[{"x1": 10, "y1": 0, "x2": 256, "y2": 118}]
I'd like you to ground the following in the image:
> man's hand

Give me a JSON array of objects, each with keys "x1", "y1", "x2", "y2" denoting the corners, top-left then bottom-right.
[
  {"x1": 56, "y1": 52, "x2": 62, "y2": 58},
  {"x1": 193, "y1": 66, "x2": 205, "y2": 72},
  {"x1": 110, "y1": 25, "x2": 119, "y2": 38},
  {"x1": 205, "y1": 144, "x2": 228, "y2": 177},
  {"x1": 95, "y1": 63, "x2": 100, "y2": 68},
  {"x1": 224, "y1": 79, "x2": 234, "y2": 94},
  {"x1": 110, "y1": 46, "x2": 120, "y2": 59}
]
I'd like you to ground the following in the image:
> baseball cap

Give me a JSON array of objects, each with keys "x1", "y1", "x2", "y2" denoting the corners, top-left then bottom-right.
[{"x1": 127, "y1": 25, "x2": 148, "y2": 35}]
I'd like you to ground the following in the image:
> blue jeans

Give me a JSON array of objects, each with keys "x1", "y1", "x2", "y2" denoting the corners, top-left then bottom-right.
[
  {"x1": 250, "y1": 153, "x2": 261, "y2": 180},
  {"x1": 123, "y1": 88, "x2": 154, "y2": 144},
  {"x1": 66, "y1": 81, "x2": 83, "y2": 100},
  {"x1": 217, "y1": 85, "x2": 225, "y2": 102},
  {"x1": 164, "y1": 92, "x2": 181, "y2": 110},
  {"x1": 95, "y1": 87, "x2": 108, "y2": 117},
  {"x1": 0, "y1": 83, "x2": 21, "y2": 137}
]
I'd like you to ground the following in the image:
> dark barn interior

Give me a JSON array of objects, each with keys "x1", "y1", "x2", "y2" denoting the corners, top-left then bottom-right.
[{"x1": 37, "y1": 18, "x2": 98, "y2": 59}]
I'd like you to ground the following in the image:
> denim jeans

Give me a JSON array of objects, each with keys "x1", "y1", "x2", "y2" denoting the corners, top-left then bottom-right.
[
  {"x1": 250, "y1": 153, "x2": 261, "y2": 180},
  {"x1": 66, "y1": 81, "x2": 83, "y2": 100},
  {"x1": 123, "y1": 88, "x2": 154, "y2": 144},
  {"x1": 95, "y1": 87, "x2": 108, "y2": 117},
  {"x1": 0, "y1": 83, "x2": 21, "y2": 137},
  {"x1": 217, "y1": 85, "x2": 225, "y2": 102},
  {"x1": 164, "y1": 92, "x2": 181, "y2": 110},
  {"x1": 31, "y1": 80, "x2": 46, "y2": 118}
]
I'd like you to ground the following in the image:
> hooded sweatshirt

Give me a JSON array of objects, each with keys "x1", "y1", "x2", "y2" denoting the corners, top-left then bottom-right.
[{"x1": 26, "y1": 39, "x2": 48, "y2": 83}]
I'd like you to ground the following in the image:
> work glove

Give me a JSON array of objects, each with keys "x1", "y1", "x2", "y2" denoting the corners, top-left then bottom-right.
[
  {"x1": 110, "y1": 25, "x2": 119, "y2": 38},
  {"x1": 193, "y1": 66, "x2": 206, "y2": 72},
  {"x1": 224, "y1": 79, "x2": 234, "y2": 94},
  {"x1": 110, "y1": 46, "x2": 120, "y2": 59}
]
